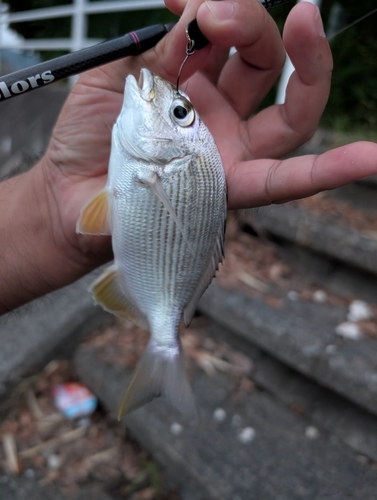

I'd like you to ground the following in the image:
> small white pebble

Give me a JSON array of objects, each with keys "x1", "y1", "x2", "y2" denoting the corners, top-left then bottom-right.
[
  {"x1": 232, "y1": 414, "x2": 242, "y2": 427},
  {"x1": 47, "y1": 454, "x2": 62, "y2": 469},
  {"x1": 170, "y1": 422, "x2": 183, "y2": 436},
  {"x1": 313, "y1": 290, "x2": 328, "y2": 303},
  {"x1": 325, "y1": 344, "x2": 338, "y2": 355},
  {"x1": 335, "y1": 322, "x2": 363, "y2": 340},
  {"x1": 238, "y1": 427, "x2": 256, "y2": 444},
  {"x1": 76, "y1": 417, "x2": 91, "y2": 428},
  {"x1": 305, "y1": 426, "x2": 320, "y2": 440},
  {"x1": 365, "y1": 372, "x2": 377, "y2": 384},
  {"x1": 287, "y1": 291, "x2": 300, "y2": 301},
  {"x1": 347, "y1": 300, "x2": 373, "y2": 322},
  {"x1": 356, "y1": 455, "x2": 369, "y2": 465},
  {"x1": 213, "y1": 408, "x2": 227, "y2": 422}
]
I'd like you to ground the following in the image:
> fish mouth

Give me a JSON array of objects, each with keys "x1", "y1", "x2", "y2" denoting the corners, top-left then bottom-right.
[
  {"x1": 137, "y1": 69, "x2": 145, "y2": 90},
  {"x1": 133, "y1": 68, "x2": 155, "y2": 101}
]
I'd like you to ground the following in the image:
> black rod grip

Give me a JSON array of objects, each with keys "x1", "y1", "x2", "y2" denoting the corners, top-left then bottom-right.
[{"x1": 0, "y1": 23, "x2": 172, "y2": 102}]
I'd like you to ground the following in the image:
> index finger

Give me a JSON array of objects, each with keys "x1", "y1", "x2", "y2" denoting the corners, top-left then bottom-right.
[
  {"x1": 242, "y1": 2, "x2": 333, "y2": 159},
  {"x1": 227, "y1": 142, "x2": 377, "y2": 209},
  {"x1": 196, "y1": 0, "x2": 285, "y2": 118}
]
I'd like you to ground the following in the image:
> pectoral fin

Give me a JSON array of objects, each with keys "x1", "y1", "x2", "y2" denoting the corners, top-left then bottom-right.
[
  {"x1": 90, "y1": 265, "x2": 147, "y2": 329},
  {"x1": 140, "y1": 173, "x2": 194, "y2": 255},
  {"x1": 76, "y1": 188, "x2": 111, "y2": 235}
]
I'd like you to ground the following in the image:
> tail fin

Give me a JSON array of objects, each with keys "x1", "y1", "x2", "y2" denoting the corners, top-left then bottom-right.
[{"x1": 118, "y1": 340, "x2": 198, "y2": 422}]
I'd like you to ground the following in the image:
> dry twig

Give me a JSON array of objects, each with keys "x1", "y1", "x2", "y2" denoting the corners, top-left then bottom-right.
[{"x1": 19, "y1": 426, "x2": 87, "y2": 459}]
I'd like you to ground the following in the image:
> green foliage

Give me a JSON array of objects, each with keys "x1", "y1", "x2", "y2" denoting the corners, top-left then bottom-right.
[
  {"x1": 322, "y1": 2, "x2": 377, "y2": 132},
  {"x1": 267, "y1": 0, "x2": 377, "y2": 133}
]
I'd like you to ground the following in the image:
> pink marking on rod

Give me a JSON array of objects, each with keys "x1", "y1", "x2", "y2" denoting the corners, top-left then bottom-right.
[{"x1": 130, "y1": 31, "x2": 141, "y2": 53}]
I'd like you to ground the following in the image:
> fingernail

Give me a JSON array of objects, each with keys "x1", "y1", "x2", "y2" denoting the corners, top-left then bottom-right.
[
  {"x1": 315, "y1": 9, "x2": 326, "y2": 38},
  {"x1": 205, "y1": 1, "x2": 235, "y2": 22}
]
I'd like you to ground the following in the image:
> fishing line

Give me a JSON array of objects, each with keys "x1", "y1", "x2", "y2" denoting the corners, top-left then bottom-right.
[
  {"x1": 176, "y1": 38, "x2": 195, "y2": 92},
  {"x1": 328, "y1": 7, "x2": 377, "y2": 41}
]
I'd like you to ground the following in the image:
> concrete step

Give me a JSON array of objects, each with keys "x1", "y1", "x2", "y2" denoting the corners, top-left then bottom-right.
[
  {"x1": 208, "y1": 322, "x2": 377, "y2": 462},
  {"x1": 240, "y1": 190, "x2": 377, "y2": 275},
  {"x1": 199, "y1": 279, "x2": 377, "y2": 417},
  {"x1": 75, "y1": 326, "x2": 377, "y2": 500},
  {"x1": 192, "y1": 226, "x2": 377, "y2": 417},
  {"x1": 0, "y1": 87, "x2": 68, "y2": 178},
  {"x1": 0, "y1": 476, "x2": 112, "y2": 500},
  {"x1": 0, "y1": 271, "x2": 112, "y2": 404}
]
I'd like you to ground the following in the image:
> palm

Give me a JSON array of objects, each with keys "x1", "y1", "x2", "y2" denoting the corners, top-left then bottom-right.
[{"x1": 42, "y1": 67, "x2": 128, "y2": 256}]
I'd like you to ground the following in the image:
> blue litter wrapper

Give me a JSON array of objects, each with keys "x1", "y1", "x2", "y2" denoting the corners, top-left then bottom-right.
[{"x1": 53, "y1": 383, "x2": 97, "y2": 420}]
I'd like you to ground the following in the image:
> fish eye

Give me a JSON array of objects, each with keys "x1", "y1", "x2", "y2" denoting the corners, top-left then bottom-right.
[{"x1": 170, "y1": 98, "x2": 195, "y2": 127}]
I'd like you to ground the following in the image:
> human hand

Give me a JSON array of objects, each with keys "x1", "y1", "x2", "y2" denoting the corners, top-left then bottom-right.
[
  {"x1": 162, "y1": 0, "x2": 377, "y2": 211},
  {"x1": 37, "y1": 0, "x2": 377, "y2": 283}
]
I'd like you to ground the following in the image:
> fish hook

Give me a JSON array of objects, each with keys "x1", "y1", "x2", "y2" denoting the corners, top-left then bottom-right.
[{"x1": 176, "y1": 28, "x2": 196, "y2": 93}]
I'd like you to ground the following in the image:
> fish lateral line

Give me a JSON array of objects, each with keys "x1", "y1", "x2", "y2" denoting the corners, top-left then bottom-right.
[{"x1": 138, "y1": 171, "x2": 195, "y2": 257}]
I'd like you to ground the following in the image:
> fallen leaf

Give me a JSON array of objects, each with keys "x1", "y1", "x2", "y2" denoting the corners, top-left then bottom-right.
[{"x1": 265, "y1": 296, "x2": 284, "y2": 309}]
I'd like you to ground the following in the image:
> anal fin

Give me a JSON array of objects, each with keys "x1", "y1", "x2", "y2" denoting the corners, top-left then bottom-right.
[
  {"x1": 90, "y1": 265, "x2": 147, "y2": 329},
  {"x1": 76, "y1": 188, "x2": 111, "y2": 235}
]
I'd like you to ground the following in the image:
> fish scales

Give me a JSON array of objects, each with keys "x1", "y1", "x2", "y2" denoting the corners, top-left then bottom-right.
[
  {"x1": 77, "y1": 68, "x2": 227, "y2": 420},
  {"x1": 114, "y1": 155, "x2": 218, "y2": 310}
]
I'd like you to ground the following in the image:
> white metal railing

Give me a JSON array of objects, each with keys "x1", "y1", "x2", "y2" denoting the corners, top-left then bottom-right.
[
  {"x1": 276, "y1": 0, "x2": 321, "y2": 104},
  {"x1": 0, "y1": 0, "x2": 166, "y2": 52}
]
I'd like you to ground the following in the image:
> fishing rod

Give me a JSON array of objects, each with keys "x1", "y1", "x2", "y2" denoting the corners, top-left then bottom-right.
[{"x1": 0, "y1": 0, "x2": 292, "y2": 102}]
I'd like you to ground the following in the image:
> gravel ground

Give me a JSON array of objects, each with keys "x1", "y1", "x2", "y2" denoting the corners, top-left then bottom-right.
[{"x1": 0, "y1": 360, "x2": 180, "y2": 500}]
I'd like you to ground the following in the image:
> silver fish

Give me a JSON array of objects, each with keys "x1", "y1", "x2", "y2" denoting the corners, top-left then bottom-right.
[{"x1": 77, "y1": 68, "x2": 227, "y2": 420}]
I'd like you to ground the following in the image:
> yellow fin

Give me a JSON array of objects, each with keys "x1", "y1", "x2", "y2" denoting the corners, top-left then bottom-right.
[
  {"x1": 90, "y1": 266, "x2": 147, "y2": 329},
  {"x1": 76, "y1": 189, "x2": 111, "y2": 235}
]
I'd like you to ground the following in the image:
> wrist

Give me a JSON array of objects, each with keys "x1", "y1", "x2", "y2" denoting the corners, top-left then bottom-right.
[
  {"x1": 39, "y1": 153, "x2": 112, "y2": 277},
  {"x1": 0, "y1": 159, "x2": 105, "y2": 314},
  {"x1": 0, "y1": 165, "x2": 48, "y2": 312}
]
